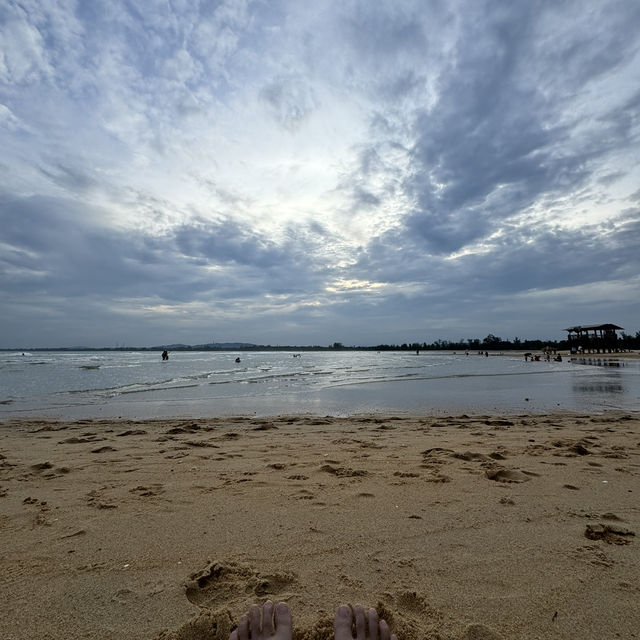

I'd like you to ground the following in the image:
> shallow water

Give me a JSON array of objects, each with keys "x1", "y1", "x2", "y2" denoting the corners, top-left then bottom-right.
[{"x1": 1, "y1": 350, "x2": 639, "y2": 419}]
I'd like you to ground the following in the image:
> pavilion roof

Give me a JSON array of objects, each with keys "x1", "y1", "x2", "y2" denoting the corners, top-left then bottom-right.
[{"x1": 564, "y1": 324, "x2": 624, "y2": 332}]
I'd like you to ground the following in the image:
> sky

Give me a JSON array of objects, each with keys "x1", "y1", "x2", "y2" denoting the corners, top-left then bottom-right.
[{"x1": 1, "y1": 0, "x2": 640, "y2": 348}]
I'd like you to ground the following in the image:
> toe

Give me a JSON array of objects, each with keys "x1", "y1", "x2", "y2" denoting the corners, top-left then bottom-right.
[
  {"x1": 274, "y1": 602, "x2": 292, "y2": 639},
  {"x1": 334, "y1": 605, "x2": 354, "y2": 640},
  {"x1": 262, "y1": 601, "x2": 274, "y2": 635},
  {"x1": 229, "y1": 630, "x2": 239, "y2": 640},
  {"x1": 367, "y1": 609, "x2": 379, "y2": 640},
  {"x1": 379, "y1": 619, "x2": 392, "y2": 640},
  {"x1": 249, "y1": 604, "x2": 262, "y2": 638},
  {"x1": 238, "y1": 614, "x2": 249, "y2": 640},
  {"x1": 354, "y1": 605, "x2": 366, "y2": 640}
]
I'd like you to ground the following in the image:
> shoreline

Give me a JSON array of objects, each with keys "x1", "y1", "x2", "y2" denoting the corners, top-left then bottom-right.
[{"x1": 1, "y1": 411, "x2": 639, "y2": 639}]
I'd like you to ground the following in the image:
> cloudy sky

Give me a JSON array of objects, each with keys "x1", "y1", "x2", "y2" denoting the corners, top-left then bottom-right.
[{"x1": 1, "y1": 0, "x2": 639, "y2": 348}]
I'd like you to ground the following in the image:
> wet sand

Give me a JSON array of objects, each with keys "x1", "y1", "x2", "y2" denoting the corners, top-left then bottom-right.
[{"x1": 1, "y1": 412, "x2": 639, "y2": 640}]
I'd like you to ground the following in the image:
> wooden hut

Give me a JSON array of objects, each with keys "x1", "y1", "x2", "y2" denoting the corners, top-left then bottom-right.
[{"x1": 564, "y1": 324, "x2": 623, "y2": 353}]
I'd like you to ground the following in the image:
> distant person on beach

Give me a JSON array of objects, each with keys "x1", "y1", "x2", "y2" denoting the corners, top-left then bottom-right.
[
  {"x1": 161, "y1": 350, "x2": 169, "y2": 361},
  {"x1": 229, "y1": 602, "x2": 396, "y2": 640}
]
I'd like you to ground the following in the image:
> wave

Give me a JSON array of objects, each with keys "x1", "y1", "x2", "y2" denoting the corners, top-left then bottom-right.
[
  {"x1": 115, "y1": 383, "x2": 200, "y2": 396},
  {"x1": 322, "y1": 368, "x2": 563, "y2": 388}
]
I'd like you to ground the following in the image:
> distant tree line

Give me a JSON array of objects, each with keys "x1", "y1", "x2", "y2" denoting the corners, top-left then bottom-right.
[
  {"x1": 363, "y1": 331, "x2": 640, "y2": 352},
  {"x1": 8, "y1": 331, "x2": 639, "y2": 352}
]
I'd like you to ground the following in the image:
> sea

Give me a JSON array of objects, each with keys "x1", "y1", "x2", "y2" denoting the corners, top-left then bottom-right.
[{"x1": 1, "y1": 350, "x2": 639, "y2": 420}]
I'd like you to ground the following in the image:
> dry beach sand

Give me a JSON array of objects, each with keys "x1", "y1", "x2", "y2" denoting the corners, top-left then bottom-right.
[{"x1": 1, "y1": 412, "x2": 639, "y2": 640}]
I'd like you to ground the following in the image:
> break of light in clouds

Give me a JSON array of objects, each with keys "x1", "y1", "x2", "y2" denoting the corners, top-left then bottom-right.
[{"x1": 1, "y1": 0, "x2": 639, "y2": 348}]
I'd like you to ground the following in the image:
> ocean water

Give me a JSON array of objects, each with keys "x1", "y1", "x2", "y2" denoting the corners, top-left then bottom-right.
[{"x1": 1, "y1": 350, "x2": 639, "y2": 419}]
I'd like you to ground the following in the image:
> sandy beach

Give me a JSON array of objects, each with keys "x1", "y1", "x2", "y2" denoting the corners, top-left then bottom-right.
[{"x1": 1, "y1": 412, "x2": 639, "y2": 640}]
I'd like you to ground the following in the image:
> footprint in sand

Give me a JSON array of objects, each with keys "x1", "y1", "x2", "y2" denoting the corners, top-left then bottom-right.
[
  {"x1": 320, "y1": 464, "x2": 368, "y2": 477},
  {"x1": 129, "y1": 484, "x2": 165, "y2": 498},
  {"x1": 485, "y1": 466, "x2": 539, "y2": 483},
  {"x1": 602, "y1": 512, "x2": 626, "y2": 522},
  {"x1": 184, "y1": 560, "x2": 297, "y2": 608},
  {"x1": 31, "y1": 461, "x2": 54, "y2": 471},
  {"x1": 572, "y1": 545, "x2": 614, "y2": 567},
  {"x1": 86, "y1": 488, "x2": 118, "y2": 509},
  {"x1": 219, "y1": 432, "x2": 241, "y2": 441},
  {"x1": 585, "y1": 523, "x2": 635, "y2": 545},
  {"x1": 116, "y1": 429, "x2": 147, "y2": 437},
  {"x1": 451, "y1": 451, "x2": 490, "y2": 462},
  {"x1": 424, "y1": 473, "x2": 452, "y2": 483},
  {"x1": 29, "y1": 462, "x2": 71, "y2": 478},
  {"x1": 164, "y1": 451, "x2": 189, "y2": 459},
  {"x1": 59, "y1": 435, "x2": 107, "y2": 444},
  {"x1": 252, "y1": 423, "x2": 278, "y2": 431},
  {"x1": 167, "y1": 423, "x2": 203, "y2": 434},
  {"x1": 152, "y1": 610, "x2": 235, "y2": 640},
  {"x1": 377, "y1": 590, "x2": 448, "y2": 640}
]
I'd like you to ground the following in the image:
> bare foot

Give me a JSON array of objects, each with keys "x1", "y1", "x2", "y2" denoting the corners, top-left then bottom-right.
[
  {"x1": 229, "y1": 601, "x2": 292, "y2": 640},
  {"x1": 334, "y1": 604, "x2": 397, "y2": 640}
]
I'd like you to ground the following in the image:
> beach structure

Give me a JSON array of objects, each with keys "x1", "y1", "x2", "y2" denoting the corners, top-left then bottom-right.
[{"x1": 564, "y1": 323, "x2": 623, "y2": 353}]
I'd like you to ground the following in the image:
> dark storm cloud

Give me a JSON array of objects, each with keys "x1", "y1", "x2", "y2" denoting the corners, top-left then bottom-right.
[
  {"x1": 0, "y1": 193, "x2": 326, "y2": 303},
  {"x1": 460, "y1": 219, "x2": 640, "y2": 296},
  {"x1": 173, "y1": 217, "x2": 287, "y2": 268},
  {"x1": 370, "y1": 212, "x2": 639, "y2": 302},
  {"x1": 0, "y1": 194, "x2": 174, "y2": 297}
]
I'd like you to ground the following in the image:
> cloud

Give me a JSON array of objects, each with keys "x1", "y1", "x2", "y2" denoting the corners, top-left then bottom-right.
[
  {"x1": 0, "y1": 103, "x2": 26, "y2": 131},
  {"x1": 331, "y1": 0, "x2": 640, "y2": 260},
  {"x1": 1, "y1": 0, "x2": 639, "y2": 346},
  {"x1": 0, "y1": 15, "x2": 51, "y2": 84},
  {"x1": 0, "y1": 191, "x2": 334, "y2": 302},
  {"x1": 260, "y1": 74, "x2": 318, "y2": 130}
]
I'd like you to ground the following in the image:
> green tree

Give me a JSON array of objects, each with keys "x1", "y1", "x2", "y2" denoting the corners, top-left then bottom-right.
[{"x1": 482, "y1": 334, "x2": 502, "y2": 347}]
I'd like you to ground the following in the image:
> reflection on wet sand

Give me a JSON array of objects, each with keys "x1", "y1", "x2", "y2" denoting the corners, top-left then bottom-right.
[
  {"x1": 571, "y1": 357, "x2": 626, "y2": 368},
  {"x1": 573, "y1": 381, "x2": 624, "y2": 394},
  {"x1": 570, "y1": 358, "x2": 630, "y2": 394}
]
